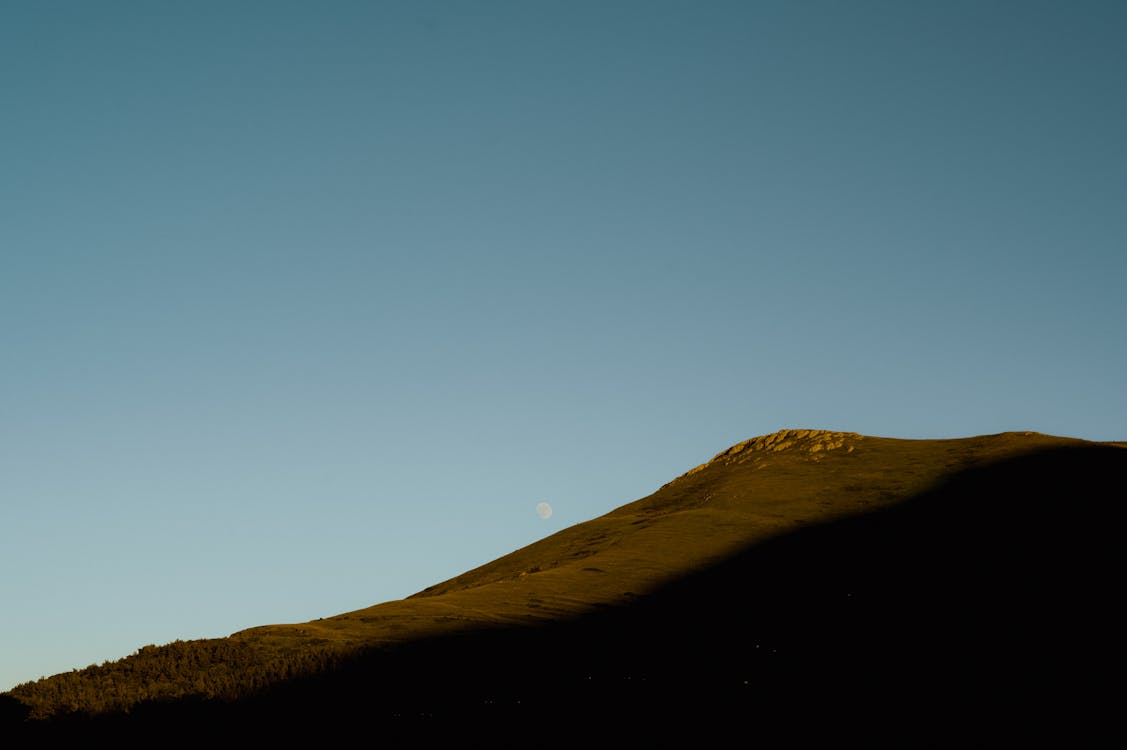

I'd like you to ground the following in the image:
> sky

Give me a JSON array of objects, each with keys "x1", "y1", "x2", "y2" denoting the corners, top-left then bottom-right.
[{"x1": 2, "y1": 0, "x2": 1124, "y2": 691}]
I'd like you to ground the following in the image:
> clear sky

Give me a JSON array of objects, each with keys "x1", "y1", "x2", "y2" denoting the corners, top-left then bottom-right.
[{"x1": 2, "y1": 1, "x2": 1124, "y2": 691}]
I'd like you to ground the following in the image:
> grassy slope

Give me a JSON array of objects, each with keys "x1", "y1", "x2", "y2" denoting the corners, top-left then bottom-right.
[
  {"x1": 5, "y1": 429, "x2": 1123, "y2": 741},
  {"x1": 231, "y1": 429, "x2": 1087, "y2": 649}
]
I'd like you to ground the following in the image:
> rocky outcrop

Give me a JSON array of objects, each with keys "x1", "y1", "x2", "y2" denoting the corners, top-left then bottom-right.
[{"x1": 681, "y1": 429, "x2": 864, "y2": 479}]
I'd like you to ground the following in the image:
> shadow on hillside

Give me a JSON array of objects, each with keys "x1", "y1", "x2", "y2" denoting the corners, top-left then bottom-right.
[
  {"x1": 0, "y1": 695, "x2": 29, "y2": 724},
  {"x1": 11, "y1": 445, "x2": 1124, "y2": 744}
]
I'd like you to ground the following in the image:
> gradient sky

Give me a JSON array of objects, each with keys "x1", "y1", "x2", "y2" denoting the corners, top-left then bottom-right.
[{"x1": 2, "y1": 0, "x2": 1124, "y2": 691}]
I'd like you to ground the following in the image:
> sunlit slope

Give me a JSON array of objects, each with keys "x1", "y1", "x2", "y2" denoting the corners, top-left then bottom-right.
[
  {"x1": 8, "y1": 427, "x2": 1121, "y2": 726},
  {"x1": 231, "y1": 428, "x2": 1094, "y2": 650}
]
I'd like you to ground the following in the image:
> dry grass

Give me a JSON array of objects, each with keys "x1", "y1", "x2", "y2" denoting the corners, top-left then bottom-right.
[{"x1": 7, "y1": 429, "x2": 1124, "y2": 743}]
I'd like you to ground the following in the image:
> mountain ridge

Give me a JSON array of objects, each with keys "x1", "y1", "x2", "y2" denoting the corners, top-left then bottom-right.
[{"x1": 5, "y1": 429, "x2": 1124, "y2": 741}]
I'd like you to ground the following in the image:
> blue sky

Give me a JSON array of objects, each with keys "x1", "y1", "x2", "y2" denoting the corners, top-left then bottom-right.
[{"x1": 2, "y1": 1, "x2": 1124, "y2": 690}]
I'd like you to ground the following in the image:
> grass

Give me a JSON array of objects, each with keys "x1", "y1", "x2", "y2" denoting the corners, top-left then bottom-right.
[{"x1": 5, "y1": 428, "x2": 1124, "y2": 744}]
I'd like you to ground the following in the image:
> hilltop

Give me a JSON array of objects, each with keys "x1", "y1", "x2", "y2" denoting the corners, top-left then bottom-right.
[{"x1": 4, "y1": 429, "x2": 1123, "y2": 742}]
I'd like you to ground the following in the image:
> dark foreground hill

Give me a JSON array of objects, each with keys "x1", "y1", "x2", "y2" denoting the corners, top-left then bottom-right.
[{"x1": 4, "y1": 430, "x2": 1124, "y2": 744}]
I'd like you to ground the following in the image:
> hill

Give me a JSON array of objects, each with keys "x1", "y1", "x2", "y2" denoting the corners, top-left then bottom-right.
[{"x1": 4, "y1": 429, "x2": 1124, "y2": 743}]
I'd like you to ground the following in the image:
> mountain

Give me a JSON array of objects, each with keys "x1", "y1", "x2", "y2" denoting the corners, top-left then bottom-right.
[{"x1": 4, "y1": 429, "x2": 1124, "y2": 744}]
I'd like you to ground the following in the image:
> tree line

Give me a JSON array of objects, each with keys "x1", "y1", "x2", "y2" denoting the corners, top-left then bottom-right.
[{"x1": 5, "y1": 636, "x2": 346, "y2": 720}]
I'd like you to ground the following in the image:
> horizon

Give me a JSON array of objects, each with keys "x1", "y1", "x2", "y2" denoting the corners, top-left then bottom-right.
[{"x1": 3, "y1": 1, "x2": 1125, "y2": 691}]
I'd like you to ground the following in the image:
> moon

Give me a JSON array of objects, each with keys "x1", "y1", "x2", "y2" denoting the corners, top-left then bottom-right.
[{"x1": 535, "y1": 502, "x2": 553, "y2": 520}]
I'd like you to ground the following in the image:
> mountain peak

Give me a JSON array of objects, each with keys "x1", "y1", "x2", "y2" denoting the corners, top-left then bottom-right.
[
  {"x1": 714, "y1": 428, "x2": 864, "y2": 459},
  {"x1": 680, "y1": 429, "x2": 864, "y2": 480}
]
